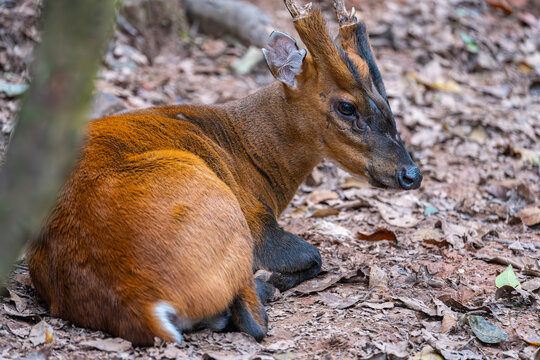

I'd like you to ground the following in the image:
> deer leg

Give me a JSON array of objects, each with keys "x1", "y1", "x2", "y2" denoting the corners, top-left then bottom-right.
[
  {"x1": 254, "y1": 219, "x2": 322, "y2": 292},
  {"x1": 227, "y1": 281, "x2": 267, "y2": 341}
]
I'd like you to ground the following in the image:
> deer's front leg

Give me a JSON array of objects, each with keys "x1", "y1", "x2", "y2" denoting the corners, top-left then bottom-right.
[{"x1": 253, "y1": 217, "x2": 321, "y2": 292}]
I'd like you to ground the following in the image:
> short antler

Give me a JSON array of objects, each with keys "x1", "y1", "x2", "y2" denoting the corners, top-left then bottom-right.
[
  {"x1": 280, "y1": 0, "x2": 356, "y2": 87},
  {"x1": 333, "y1": 0, "x2": 358, "y2": 28},
  {"x1": 284, "y1": 0, "x2": 313, "y2": 21}
]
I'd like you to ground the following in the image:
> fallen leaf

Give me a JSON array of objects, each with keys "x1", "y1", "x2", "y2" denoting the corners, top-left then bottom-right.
[
  {"x1": 495, "y1": 285, "x2": 535, "y2": 303},
  {"x1": 423, "y1": 330, "x2": 483, "y2": 360},
  {"x1": 3, "y1": 303, "x2": 38, "y2": 319},
  {"x1": 356, "y1": 228, "x2": 397, "y2": 243},
  {"x1": 320, "y1": 292, "x2": 361, "y2": 309},
  {"x1": 315, "y1": 221, "x2": 354, "y2": 242},
  {"x1": 485, "y1": 0, "x2": 513, "y2": 14},
  {"x1": 516, "y1": 207, "x2": 540, "y2": 227},
  {"x1": 412, "y1": 228, "x2": 442, "y2": 243},
  {"x1": 394, "y1": 296, "x2": 438, "y2": 317},
  {"x1": 441, "y1": 312, "x2": 457, "y2": 333},
  {"x1": 382, "y1": 341, "x2": 408, "y2": 359},
  {"x1": 28, "y1": 321, "x2": 54, "y2": 346},
  {"x1": 341, "y1": 177, "x2": 369, "y2": 189},
  {"x1": 522, "y1": 278, "x2": 540, "y2": 292},
  {"x1": 6, "y1": 322, "x2": 30, "y2": 338},
  {"x1": 474, "y1": 253, "x2": 525, "y2": 269},
  {"x1": 291, "y1": 272, "x2": 348, "y2": 295},
  {"x1": 290, "y1": 206, "x2": 311, "y2": 218},
  {"x1": 310, "y1": 208, "x2": 339, "y2": 218},
  {"x1": 495, "y1": 265, "x2": 522, "y2": 289},
  {"x1": 375, "y1": 201, "x2": 420, "y2": 228},
  {"x1": 9, "y1": 291, "x2": 27, "y2": 313},
  {"x1": 291, "y1": 207, "x2": 339, "y2": 218},
  {"x1": 440, "y1": 221, "x2": 468, "y2": 248},
  {"x1": 307, "y1": 190, "x2": 339, "y2": 204},
  {"x1": 438, "y1": 294, "x2": 492, "y2": 314},
  {"x1": 335, "y1": 198, "x2": 370, "y2": 210},
  {"x1": 369, "y1": 265, "x2": 388, "y2": 291},
  {"x1": 409, "y1": 71, "x2": 462, "y2": 93},
  {"x1": 162, "y1": 344, "x2": 189, "y2": 359},
  {"x1": 357, "y1": 301, "x2": 395, "y2": 310},
  {"x1": 412, "y1": 345, "x2": 444, "y2": 360},
  {"x1": 266, "y1": 339, "x2": 296, "y2": 351},
  {"x1": 467, "y1": 315, "x2": 508, "y2": 344},
  {"x1": 424, "y1": 238, "x2": 451, "y2": 248},
  {"x1": 484, "y1": 184, "x2": 510, "y2": 200},
  {"x1": 80, "y1": 338, "x2": 132, "y2": 352}
]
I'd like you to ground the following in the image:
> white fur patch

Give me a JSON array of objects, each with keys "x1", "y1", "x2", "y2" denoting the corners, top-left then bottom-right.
[{"x1": 153, "y1": 301, "x2": 190, "y2": 344}]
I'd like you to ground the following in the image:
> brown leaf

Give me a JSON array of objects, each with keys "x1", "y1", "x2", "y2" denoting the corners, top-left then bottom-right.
[
  {"x1": 369, "y1": 265, "x2": 388, "y2": 291},
  {"x1": 393, "y1": 296, "x2": 438, "y2": 317},
  {"x1": 319, "y1": 292, "x2": 361, "y2": 309},
  {"x1": 424, "y1": 238, "x2": 451, "y2": 248},
  {"x1": 485, "y1": 0, "x2": 513, "y2": 14},
  {"x1": 495, "y1": 285, "x2": 536, "y2": 303},
  {"x1": 441, "y1": 312, "x2": 457, "y2": 333},
  {"x1": 516, "y1": 206, "x2": 540, "y2": 227},
  {"x1": 80, "y1": 338, "x2": 132, "y2": 352},
  {"x1": 306, "y1": 190, "x2": 339, "y2": 204},
  {"x1": 6, "y1": 321, "x2": 30, "y2": 338},
  {"x1": 484, "y1": 184, "x2": 510, "y2": 200},
  {"x1": 291, "y1": 272, "x2": 345, "y2": 295},
  {"x1": 375, "y1": 201, "x2": 420, "y2": 228},
  {"x1": 9, "y1": 290, "x2": 27, "y2": 312},
  {"x1": 474, "y1": 253, "x2": 525, "y2": 269},
  {"x1": 438, "y1": 294, "x2": 492, "y2": 314},
  {"x1": 440, "y1": 221, "x2": 468, "y2": 248},
  {"x1": 162, "y1": 344, "x2": 189, "y2": 359},
  {"x1": 412, "y1": 228, "x2": 442, "y2": 243},
  {"x1": 290, "y1": 207, "x2": 339, "y2": 218},
  {"x1": 341, "y1": 177, "x2": 369, "y2": 189},
  {"x1": 28, "y1": 321, "x2": 54, "y2": 346},
  {"x1": 310, "y1": 208, "x2": 339, "y2": 218},
  {"x1": 357, "y1": 301, "x2": 394, "y2": 310},
  {"x1": 3, "y1": 303, "x2": 38, "y2": 319},
  {"x1": 522, "y1": 278, "x2": 540, "y2": 292},
  {"x1": 356, "y1": 228, "x2": 397, "y2": 243}
]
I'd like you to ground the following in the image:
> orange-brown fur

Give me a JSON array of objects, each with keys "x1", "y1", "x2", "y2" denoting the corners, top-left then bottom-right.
[{"x1": 27, "y1": 2, "x2": 420, "y2": 346}]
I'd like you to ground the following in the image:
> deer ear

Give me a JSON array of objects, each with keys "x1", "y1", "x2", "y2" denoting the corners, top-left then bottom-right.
[{"x1": 262, "y1": 31, "x2": 307, "y2": 89}]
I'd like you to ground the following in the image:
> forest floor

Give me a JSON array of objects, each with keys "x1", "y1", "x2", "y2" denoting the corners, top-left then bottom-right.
[{"x1": 0, "y1": 0, "x2": 539, "y2": 359}]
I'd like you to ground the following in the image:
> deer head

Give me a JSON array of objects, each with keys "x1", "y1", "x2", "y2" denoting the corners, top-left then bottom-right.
[{"x1": 262, "y1": 0, "x2": 422, "y2": 190}]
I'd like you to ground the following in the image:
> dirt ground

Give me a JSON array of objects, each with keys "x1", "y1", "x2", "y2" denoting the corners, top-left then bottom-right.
[{"x1": 0, "y1": 0, "x2": 539, "y2": 359}]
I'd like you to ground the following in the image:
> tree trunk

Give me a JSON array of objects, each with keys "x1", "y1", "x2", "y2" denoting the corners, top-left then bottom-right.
[{"x1": 0, "y1": 0, "x2": 115, "y2": 284}]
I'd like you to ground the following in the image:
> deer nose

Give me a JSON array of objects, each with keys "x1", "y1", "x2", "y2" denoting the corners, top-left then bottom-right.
[{"x1": 398, "y1": 165, "x2": 422, "y2": 190}]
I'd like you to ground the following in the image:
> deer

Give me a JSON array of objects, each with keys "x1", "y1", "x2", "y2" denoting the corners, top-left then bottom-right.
[{"x1": 27, "y1": 0, "x2": 422, "y2": 346}]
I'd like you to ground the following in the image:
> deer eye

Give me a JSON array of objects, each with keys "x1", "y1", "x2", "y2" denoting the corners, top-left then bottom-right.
[{"x1": 337, "y1": 102, "x2": 356, "y2": 117}]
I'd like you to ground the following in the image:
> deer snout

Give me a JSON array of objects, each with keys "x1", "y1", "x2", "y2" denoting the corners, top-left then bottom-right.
[{"x1": 397, "y1": 165, "x2": 422, "y2": 190}]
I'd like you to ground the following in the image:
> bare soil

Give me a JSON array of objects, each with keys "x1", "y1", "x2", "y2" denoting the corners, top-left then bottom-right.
[{"x1": 0, "y1": 0, "x2": 539, "y2": 359}]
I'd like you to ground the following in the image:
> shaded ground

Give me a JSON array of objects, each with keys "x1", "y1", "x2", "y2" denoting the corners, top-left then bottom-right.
[{"x1": 1, "y1": 0, "x2": 539, "y2": 359}]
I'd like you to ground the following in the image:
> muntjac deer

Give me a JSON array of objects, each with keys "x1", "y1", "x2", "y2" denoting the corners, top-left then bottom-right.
[{"x1": 27, "y1": 0, "x2": 422, "y2": 346}]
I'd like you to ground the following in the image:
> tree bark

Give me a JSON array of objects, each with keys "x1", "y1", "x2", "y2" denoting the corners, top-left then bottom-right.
[{"x1": 0, "y1": 0, "x2": 115, "y2": 284}]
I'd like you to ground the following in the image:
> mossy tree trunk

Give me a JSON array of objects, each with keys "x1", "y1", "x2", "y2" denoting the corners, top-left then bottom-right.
[{"x1": 0, "y1": 0, "x2": 116, "y2": 284}]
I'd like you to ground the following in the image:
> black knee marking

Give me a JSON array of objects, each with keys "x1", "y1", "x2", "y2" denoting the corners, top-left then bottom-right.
[
  {"x1": 254, "y1": 218, "x2": 322, "y2": 291},
  {"x1": 254, "y1": 278, "x2": 276, "y2": 304},
  {"x1": 227, "y1": 296, "x2": 267, "y2": 342}
]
